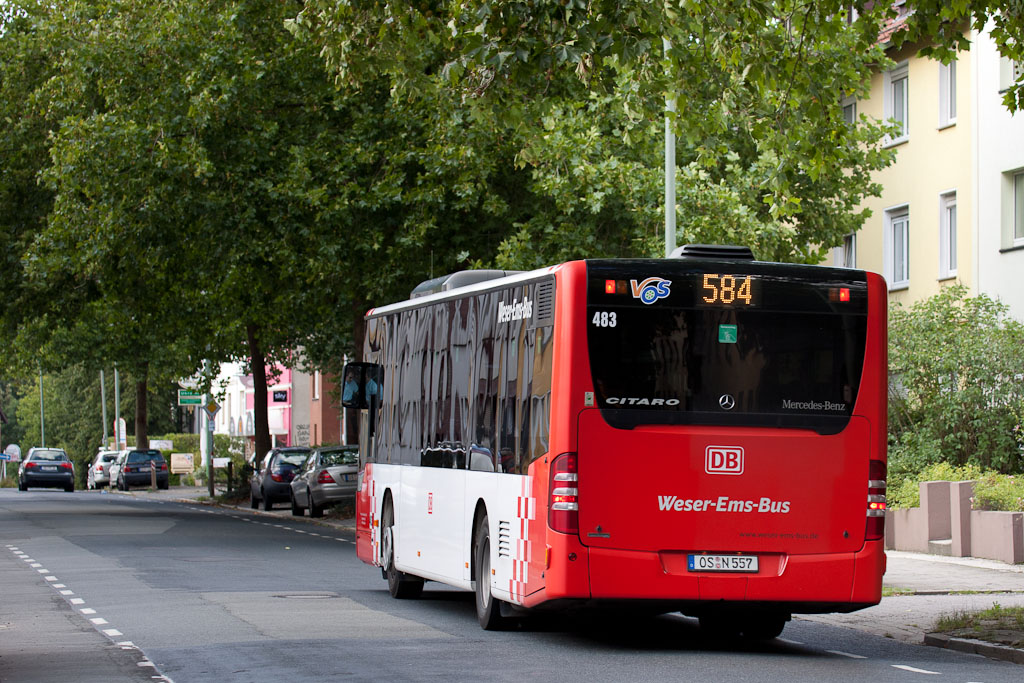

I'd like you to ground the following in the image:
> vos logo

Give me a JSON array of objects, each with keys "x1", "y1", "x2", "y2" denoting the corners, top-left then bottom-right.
[
  {"x1": 705, "y1": 446, "x2": 744, "y2": 475},
  {"x1": 630, "y1": 277, "x2": 671, "y2": 304}
]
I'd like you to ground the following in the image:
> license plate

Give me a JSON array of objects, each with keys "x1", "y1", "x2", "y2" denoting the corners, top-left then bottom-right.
[
  {"x1": 687, "y1": 554, "x2": 759, "y2": 573},
  {"x1": 42, "y1": 466, "x2": 57, "y2": 472},
  {"x1": 343, "y1": 474, "x2": 353, "y2": 482}
]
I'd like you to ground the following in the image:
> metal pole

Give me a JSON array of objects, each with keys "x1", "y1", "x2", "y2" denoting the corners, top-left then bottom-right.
[
  {"x1": 204, "y1": 359, "x2": 214, "y2": 497},
  {"x1": 38, "y1": 367, "x2": 45, "y2": 447},
  {"x1": 663, "y1": 37, "x2": 677, "y2": 257},
  {"x1": 114, "y1": 366, "x2": 121, "y2": 450},
  {"x1": 100, "y1": 370, "x2": 108, "y2": 448}
]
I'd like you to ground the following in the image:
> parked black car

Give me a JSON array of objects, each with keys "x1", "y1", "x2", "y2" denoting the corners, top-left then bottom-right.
[
  {"x1": 250, "y1": 447, "x2": 311, "y2": 511},
  {"x1": 116, "y1": 450, "x2": 169, "y2": 490},
  {"x1": 18, "y1": 448, "x2": 74, "y2": 492}
]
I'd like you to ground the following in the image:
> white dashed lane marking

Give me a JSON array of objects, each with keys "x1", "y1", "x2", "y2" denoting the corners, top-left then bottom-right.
[
  {"x1": 892, "y1": 665, "x2": 940, "y2": 675},
  {"x1": 6, "y1": 546, "x2": 173, "y2": 682},
  {"x1": 827, "y1": 650, "x2": 867, "y2": 659}
]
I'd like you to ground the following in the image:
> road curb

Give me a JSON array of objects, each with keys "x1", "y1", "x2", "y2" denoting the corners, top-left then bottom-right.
[{"x1": 924, "y1": 632, "x2": 1024, "y2": 665}]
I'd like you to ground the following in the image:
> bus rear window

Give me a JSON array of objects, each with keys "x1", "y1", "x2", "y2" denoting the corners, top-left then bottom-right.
[{"x1": 586, "y1": 260, "x2": 869, "y2": 434}]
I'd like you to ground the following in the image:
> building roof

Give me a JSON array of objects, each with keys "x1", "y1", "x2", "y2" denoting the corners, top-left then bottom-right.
[{"x1": 879, "y1": 5, "x2": 914, "y2": 47}]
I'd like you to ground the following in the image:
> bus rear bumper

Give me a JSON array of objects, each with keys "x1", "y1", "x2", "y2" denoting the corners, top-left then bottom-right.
[{"x1": 531, "y1": 539, "x2": 885, "y2": 613}]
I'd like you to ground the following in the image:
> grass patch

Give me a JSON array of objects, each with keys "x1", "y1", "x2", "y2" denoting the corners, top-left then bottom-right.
[
  {"x1": 882, "y1": 586, "x2": 915, "y2": 597},
  {"x1": 933, "y1": 603, "x2": 1024, "y2": 648}
]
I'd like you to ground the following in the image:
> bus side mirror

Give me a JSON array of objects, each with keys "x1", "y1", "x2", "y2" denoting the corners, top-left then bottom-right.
[{"x1": 342, "y1": 362, "x2": 383, "y2": 411}]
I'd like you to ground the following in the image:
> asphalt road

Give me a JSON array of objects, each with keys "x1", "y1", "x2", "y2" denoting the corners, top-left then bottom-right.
[{"x1": 1, "y1": 489, "x2": 1022, "y2": 683}]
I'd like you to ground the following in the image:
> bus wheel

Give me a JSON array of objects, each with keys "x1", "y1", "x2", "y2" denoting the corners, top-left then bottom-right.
[
  {"x1": 741, "y1": 612, "x2": 789, "y2": 640},
  {"x1": 382, "y1": 499, "x2": 423, "y2": 599},
  {"x1": 698, "y1": 612, "x2": 741, "y2": 639},
  {"x1": 474, "y1": 513, "x2": 510, "y2": 630}
]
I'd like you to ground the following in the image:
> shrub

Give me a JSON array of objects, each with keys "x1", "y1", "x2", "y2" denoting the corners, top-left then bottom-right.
[
  {"x1": 889, "y1": 285, "x2": 1024, "y2": 474},
  {"x1": 888, "y1": 462, "x2": 982, "y2": 509},
  {"x1": 973, "y1": 472, "x2": 1024, "y2": 512}
]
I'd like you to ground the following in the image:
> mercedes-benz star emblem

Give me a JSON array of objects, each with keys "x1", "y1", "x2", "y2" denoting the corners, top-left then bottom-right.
[{"x1": 719, "y1": 394, "x2": 736, "y2": 411}]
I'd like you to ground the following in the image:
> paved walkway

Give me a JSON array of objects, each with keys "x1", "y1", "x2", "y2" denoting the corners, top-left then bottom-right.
[{"x1": 130, "y1": 486, "x2": 1024, "y2": 646}]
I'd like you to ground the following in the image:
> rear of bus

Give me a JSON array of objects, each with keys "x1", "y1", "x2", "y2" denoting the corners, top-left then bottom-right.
[{"x1": 547, "y1": 251, "x2": 887, "y2": 633}]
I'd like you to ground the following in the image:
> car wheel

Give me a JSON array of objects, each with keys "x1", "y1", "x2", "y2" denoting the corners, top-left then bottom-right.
[
  {"x1": 121, "y1": 478, "x2": 129, "y2": 491},
  {"x1": 474, "y1": 513, "x2": 510, "y2": 630},
  {"x1": 382, "y1": 498, "x2": 423, "y2": 599},
  {"x1": 65, "y1": 483, "x2": 74, "y2": 493},
  {"x1": 309, "y1": 490, "x2": 324, "y2": 518},
  {"x1": 158, "y1": 480, "x2": 169, "y2": 490},
  {"x1": 290, "y1": 491, "x2": 303, "y2": 516},
  {"x1": 250, "y1": 487, "x2": 259, "y2": 509},
  {"x1": 18, "y1": 480, "x2": 27, "y2": 492},
  {"x1": 262, "y1": 489, "x2": 272, "y2": 511}
]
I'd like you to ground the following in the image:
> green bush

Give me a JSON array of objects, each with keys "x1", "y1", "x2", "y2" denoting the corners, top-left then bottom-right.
[
  {"x1": 888, "y1": 462, "x2": 982, "y2": 509},
  {"x1": 973, "y1": 473, "x2": 1024, "y2": 512},
  {"x1": 889, "y1": 285, "x2": 1024, "y2": 474}
]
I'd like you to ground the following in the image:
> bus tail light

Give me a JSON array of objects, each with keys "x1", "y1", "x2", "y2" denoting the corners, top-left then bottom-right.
[
  {"x1": 866, "y1": 459, "x2": 887, "y2": 541},
  {"x1": 549, "y1": 453, "x2": 579, "y2": 535}
]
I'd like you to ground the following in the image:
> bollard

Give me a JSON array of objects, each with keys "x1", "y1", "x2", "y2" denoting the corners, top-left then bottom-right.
[
  {"x1": 227, "y1": 461, "x2": 234, "y2": 494},
  {"x1": 150, "y1": 461, "x2": 156, "y2": 490}
]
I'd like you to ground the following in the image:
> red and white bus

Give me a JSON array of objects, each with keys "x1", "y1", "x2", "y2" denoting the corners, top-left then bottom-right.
[{"x1": 343, "y1": 244, "x2": 887, "y2": 636}]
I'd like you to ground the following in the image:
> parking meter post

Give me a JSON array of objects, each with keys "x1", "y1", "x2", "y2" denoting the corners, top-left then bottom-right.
[{"x1": 151, "y1": 463, "x2": 156, "y2": 490}]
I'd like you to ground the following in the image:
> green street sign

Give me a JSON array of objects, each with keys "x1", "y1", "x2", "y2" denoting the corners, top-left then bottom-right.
[
  {"x1": 718, "y1": 324, "x2": 738, "y2": 344},
  {"x1": 177, "y1": 389, "x2": 202, "y2": 406}
]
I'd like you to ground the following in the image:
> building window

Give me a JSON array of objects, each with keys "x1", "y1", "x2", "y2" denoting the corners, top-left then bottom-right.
[
  {"x1": 885, "y1": 206, "x2": 910, "y2": 288},
  {"x1": 939, "y1": 61, "x2": 956, "y2": 128},
  {"x1": 885, "y1": 62, "x2": 909, "y2": 144},
  {"x1": 841, "y1": 96, "x2": 857, "y2": 126},
  {"x1": 1016, "y1": 172, "x2": 1024, "y2": 243},
  {"x1": 939, "y1": 192, "x2": 957, "y2": 279},
  {"x1": 833, "y1": 233, "x2": 856, "y2": 268}
]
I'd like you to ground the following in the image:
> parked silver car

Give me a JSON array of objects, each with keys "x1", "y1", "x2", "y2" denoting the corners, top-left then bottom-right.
[
  {"x1": 107, "y1": 450, "x2": 128, "y2": 488},
  {"x1": 87, "y1": 450, "x2": 120, "y2": 489},
  {"x1": 289, "y1": 445, "x2": 358, "y2": 518}
]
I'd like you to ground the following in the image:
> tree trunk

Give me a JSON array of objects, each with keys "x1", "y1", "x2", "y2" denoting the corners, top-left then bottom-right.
[
  {"x1": 247, "y1": 323, "x2": 272, "y2": 470},
  {"x1": 134, "y1": 365, "x2": 149, "y2": 449}
]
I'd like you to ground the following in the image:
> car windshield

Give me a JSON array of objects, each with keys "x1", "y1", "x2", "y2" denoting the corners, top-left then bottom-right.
[
  {"x1": 276, "y1": 452, "x2": 310, "y2": 468},
  {"x1": 127, "y1": 450, "x2": 164, "y2": 463},
  {"x1": 32, "y1": 450, "x2": 68, "y2": 462},
  {"x1": 320, "y1": 449, "x2": 358, "y2": 466}
]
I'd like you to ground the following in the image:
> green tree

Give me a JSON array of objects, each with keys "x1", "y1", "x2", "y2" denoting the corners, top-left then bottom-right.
[
  {"x1": 293, "y1": 0, "x2": 908, "y2": 265},
  {"x1": 888, "y1": 285, "x2": 1024, "y2": 476}
]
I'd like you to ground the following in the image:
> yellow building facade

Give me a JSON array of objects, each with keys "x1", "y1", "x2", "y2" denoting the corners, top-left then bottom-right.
[{"x1": 847, "y1": 39, "x2": 973, "y2": 308}]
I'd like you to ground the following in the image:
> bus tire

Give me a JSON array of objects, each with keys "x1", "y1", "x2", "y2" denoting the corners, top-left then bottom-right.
[
  {"x1": 474, "y1": 513, "x2": 509, "y2": 630},
  {"x1": 741, "y1": 612, "x2": 789, "y2": 640},
  {"x1": 382, "y1": 498, "x2": 423, "y2": 599},
  {"x1": 698, "y1": 612, "x2": 740, "y2": 639}
]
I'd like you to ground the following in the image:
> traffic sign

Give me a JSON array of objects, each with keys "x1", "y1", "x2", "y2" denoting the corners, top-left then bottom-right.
[
  {"x1": 178, "y1": 389, "x2": 202, "y2": 406},
  {"x1": 0, "y1": 453, "x2": 9, "y2": 462},
  {"x1": 203, "y1": 399, "x2": 221, "y2": 421},
  {"x1": 4, "y1": 444, "x2": 21, "y2": 461}
]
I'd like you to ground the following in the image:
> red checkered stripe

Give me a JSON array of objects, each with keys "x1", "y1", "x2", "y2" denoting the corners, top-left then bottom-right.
[
  {"x1": 370, "y1": 476, "x2": 380, "y2": 566},
  {"x1": 509, "y1": 477, "x2": 536, "y2": 604}
]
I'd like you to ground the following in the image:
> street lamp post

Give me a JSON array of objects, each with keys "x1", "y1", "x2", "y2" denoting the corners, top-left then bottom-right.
[{"x1": 38, "y1": 367, "x2": 45, "y2": 447}]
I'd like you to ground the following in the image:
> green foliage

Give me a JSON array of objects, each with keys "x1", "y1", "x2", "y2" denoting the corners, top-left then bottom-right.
[
  {"x1": 973, "y1": 472, "x2": 1024, "y2": 512},
  {"x1": 295, "y1": 0, "x2": 902, "y2": 266},
  {"x1": 889, "y1": 285, "x2": 1024, "y2": 474},
  {"x1": 888, "y1": 462, "x2": 982, "y2": 509}
]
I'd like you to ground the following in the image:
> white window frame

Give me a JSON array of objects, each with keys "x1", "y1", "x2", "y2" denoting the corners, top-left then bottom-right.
[
  {"x1": 938, "y1": 60, "x2": 956, "y2": 128},
  {"x1": 884, "y1": 62, "x2": 910, "y2": 145},
  {"x1": 938, "y1": 191, "x2": 957, "y2": 279},
  {"x1": 884, "y1": 205, "x2": 910, "y2": 289}
]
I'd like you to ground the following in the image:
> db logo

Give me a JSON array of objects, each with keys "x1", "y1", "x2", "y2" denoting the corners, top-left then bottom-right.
[{"x1": 705, "y1": 446, "x2": 744, "y2": 475}]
